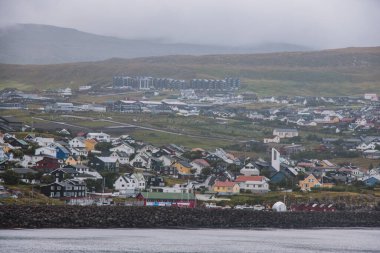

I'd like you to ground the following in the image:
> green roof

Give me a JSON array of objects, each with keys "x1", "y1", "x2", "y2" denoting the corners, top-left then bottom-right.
[{"x1": 141, "y1": 192, "x2": 196, "y2": 200}]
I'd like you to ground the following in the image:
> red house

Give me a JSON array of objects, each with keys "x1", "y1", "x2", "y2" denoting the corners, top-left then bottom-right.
[{"x1": 33, "y1": 156, "x2": 60, "y2": 173}]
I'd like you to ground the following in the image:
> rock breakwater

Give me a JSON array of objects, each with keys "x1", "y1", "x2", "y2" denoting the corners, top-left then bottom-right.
[{"x1": 1, "y1": 206, "x2": 379, "y2": 229}]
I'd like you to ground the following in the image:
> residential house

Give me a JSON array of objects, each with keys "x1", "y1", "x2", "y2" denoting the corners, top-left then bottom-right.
[
  {"x1": 158, "y1": 166, "x2": 179, "y2": 177},
  {"x1": 113, "y1": 173, "x2": 145, "y2": 195},
  {"x1": 363, "y1": 175, "x2": 380, "y2": 187},
  {"x1": 172, "y1": 160, "x2": 194, "y2": 178},
  {"x1": 130, "y1": 152, "x2": 151, "y2": 169},
  {"x1": 86, "y1": 132, "x2": 110, "y2": 142},
  {"x1": 69, "y1": 137, "x2": 86, "y2": 148},
  {"x1": 12, "y1": 168, "x2": 39, "y2": 184},
  {"x1": 263, "y1": 136, "x2": 281, "y2": 144},
  {"x1": 84, "y1": 139, "x2": 98, "y2": 152},
  {"x1": 65, "y1": 156, "x2": 80, "y2": 166},
  {"x1": 33, "y1": 156, "x2": 60, "y2": 172},
  {"x1": 64, "y1": 164, "x2": 103, "y2": 180},
  {"x1": 212, "y1": 180, "x2": 240, "y2": 195},
  {"x1": 110, "y1": 151, "x2": 129, "y2": 165},
  {"x1": 146, "y1": 176, "x2": 165, "y2": 188},
  {"x1": 235, "y1": 175, "x2": 270, "y2": 193},
  {"x1": 109, "y1": 143, "x2": 135, "y2": 155},
  {"x1": 34, "y1": 137, "x2": 55, "y2": 147},
  {"x1": 273, "y1": 128, "x2": 299, "y2": 138},
  {"x1": 69, "y1": 147, "x2": 88, "y2": 157},
  {"x1": 240, "y1": 163, "x2": 260, "y2": 176},
  {"x1": 190, "y1": 159, "x2": 210, "y2": 175},
  {"x1": 159, "y1": 155, "x2": 176, "y2": 167},
  {"x1": 35, "y1": 146, "x2": 57, "y2": 157},
  {"x1": 299, "y1": 174, "x2": 334, "y2": 191},
  {"x1": 89, "y1": 156, "x2": 119, "y2": 172},
  {"x1": 50, "y1": 143, "x2": 70, "y2": 160},
  {"x1": 40, "y1": 174, "x2": 86, "y2": 199}
]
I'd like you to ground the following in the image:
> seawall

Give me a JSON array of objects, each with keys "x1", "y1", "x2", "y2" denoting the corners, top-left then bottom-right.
[{"x1": 1, "y1": 206, "x2": 379, "y2": 229}]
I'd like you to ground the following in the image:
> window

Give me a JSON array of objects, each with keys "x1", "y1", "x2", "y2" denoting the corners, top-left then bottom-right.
[
  {"x1": 51, "y1": 186, "x2": 54, "y2": 190},
  {"x1": 122, "y1": 184, "x2": 125, "y2": 187}
]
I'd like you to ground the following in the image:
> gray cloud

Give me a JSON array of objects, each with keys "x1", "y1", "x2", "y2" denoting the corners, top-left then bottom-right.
[{"x1": 0, "y1": 0, "x2": 379, "y2": 49}]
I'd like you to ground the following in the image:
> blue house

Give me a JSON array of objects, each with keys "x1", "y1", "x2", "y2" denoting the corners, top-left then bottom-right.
[
  {"x1": 54, "y1": 143, "x2": 70, "y2": 160},
  {"x1": 363, "y1": 176, "x2": 380, "y2": 187}
]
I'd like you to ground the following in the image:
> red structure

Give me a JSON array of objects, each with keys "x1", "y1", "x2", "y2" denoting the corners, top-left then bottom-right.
[
  {"x1": 290, "y1": 203, "x2": 336, "y2": 212},
  {"x1": 33, "y1": 156, "x2": 60, "y2": 173},
  {"x1": 136, "y1": 192, "x2": 197, "y2": 208}
]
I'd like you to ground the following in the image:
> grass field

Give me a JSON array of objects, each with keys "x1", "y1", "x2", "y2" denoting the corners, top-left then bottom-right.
[{"x1": 131, "y1": 129, "x2": 231, "y2": 149}]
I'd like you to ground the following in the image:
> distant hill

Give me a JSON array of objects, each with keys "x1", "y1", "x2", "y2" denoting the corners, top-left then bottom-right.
[
  {"x1": 0, "y1": 24, "x2": 310, "y2": 64},
  {"x1": 0, "y1": 47, "x2": 379, "y2": 96}
]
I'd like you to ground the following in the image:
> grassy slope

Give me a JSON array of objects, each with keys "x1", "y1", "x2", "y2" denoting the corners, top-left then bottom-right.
[{"x1": 1, "y1": 47, "x2": 380, "y2": 96}]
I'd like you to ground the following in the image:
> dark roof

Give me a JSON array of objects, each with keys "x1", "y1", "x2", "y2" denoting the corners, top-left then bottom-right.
[{"x1": 13, "y1": 168, "x2": 37, "y2": 174}]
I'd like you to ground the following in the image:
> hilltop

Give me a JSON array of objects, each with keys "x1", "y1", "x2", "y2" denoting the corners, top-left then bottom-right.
[
  {"x1": 0, "y1": 46, "x2": 379, "y2": 96},
  {"x1": 0, "y1": 24, "x2": 309, "y2": 65}
]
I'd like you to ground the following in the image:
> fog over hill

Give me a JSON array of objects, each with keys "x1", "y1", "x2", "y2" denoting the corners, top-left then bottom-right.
[
  {"x1": 0, "y1": 46, "x2": 379, "y2": 96},
  {"x1": 0, "y1": 24, "x2": 311, "y2": 65}
]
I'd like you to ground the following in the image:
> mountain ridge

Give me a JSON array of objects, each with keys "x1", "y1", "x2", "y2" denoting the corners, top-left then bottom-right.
[{"x1": 0, "y1": 23, "x2": 311, "y2": 64}]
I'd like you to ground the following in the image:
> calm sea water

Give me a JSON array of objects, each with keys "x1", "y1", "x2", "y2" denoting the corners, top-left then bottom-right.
[{"x1": 0, "y1": 228, "x2": 379, "y2": 253}]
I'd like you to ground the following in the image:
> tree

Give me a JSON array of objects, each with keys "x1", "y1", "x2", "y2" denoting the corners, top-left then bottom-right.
[
  {"x1": 0, "y1": 170, "x2": 19, "y2": 185},
  {"x1": 85, "y1": 179, "x2": 103, "y2": 192},
  {"x1": 40, "y1": 174, "x2": 54, "y2": 184},
  {"x1": 95, "y1": 142, "x2": 113, "y2": 155},
  {"x1": 201, "y1": 167, "x2": 212, "y2": 177}
]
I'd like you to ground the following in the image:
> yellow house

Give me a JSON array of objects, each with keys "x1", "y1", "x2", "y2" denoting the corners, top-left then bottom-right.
[
  {"x1": 173, "y1": 161, "x2": 193, "y2": 175},
  {"x1": 299, "y1": 174, "x2": 334, "y2": 191},
  {"x1": 1, "y1": 143, "x2": 16, "y2": 153},
  {"x1": 65, "y1": 156, "x2": 80, "y2": 166},
  {"x1": 84, "y1": 139, "x2": 97, "y2": 152},
  {"x1": 212, "y1": 181, "x2": 240, "y2": 195}
]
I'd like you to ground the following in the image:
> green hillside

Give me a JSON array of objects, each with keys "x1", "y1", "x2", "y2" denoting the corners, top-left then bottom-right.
[{"x1": 0, "y1": 47, "x2": 379, "y2": 96}]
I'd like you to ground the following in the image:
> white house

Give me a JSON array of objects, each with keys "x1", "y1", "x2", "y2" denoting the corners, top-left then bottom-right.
[
  {"x1": 69, "y1": 147, "x2": 88, "y2": 157},
  {"x1": 110, "y1": 143, "x2": 135, "y2": 155},
  {"x1": 130, "y1": 152, "x2": 151, "y2": 168},
  {"x1": 240, "y1": 163, "x2": 260, "y2": 176},
  {"x1": 190, "y1": 159, "x2": 210, "y2": 175},
  {"x1": 263, "y1": 135, "x2": 281, "y2": 144},
  {"x1": 69, "y1": 137, "x2": 86, "y2": 148},
  {"x1": 113, "y1": 173, "x2": 145, "y2": 195},
  {"x1": 159, "y1": 155, "x2": 176, "y2": 167},
  {"x1": 87, "y1": 132, "x2": 110, "y2": 142},
  {"x1": 34, "y1": 137, "x2": 55, "y2": 147},
  {"x1": 35, "y1": 146, "x2": 57, "y2": 157},
  {"x1": 273, "y1": 128, "x2": 299, "y2": 138},
  {"x1": 110, "y1": 151, "x2": 129, "y2": 165},
  {"x1": 235, "y1": 175, "x2": 270, "y2": 193}
]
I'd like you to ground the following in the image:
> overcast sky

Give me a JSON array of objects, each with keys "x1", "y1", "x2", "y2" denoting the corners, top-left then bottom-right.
[{"x1": 0, "y1": 0, "x2": 379, "y2": 49}]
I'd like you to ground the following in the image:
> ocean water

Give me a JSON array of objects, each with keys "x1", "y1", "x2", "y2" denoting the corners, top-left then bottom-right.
[{"x1": 0, "y1": 228, "x2": 379, "y2": 253}]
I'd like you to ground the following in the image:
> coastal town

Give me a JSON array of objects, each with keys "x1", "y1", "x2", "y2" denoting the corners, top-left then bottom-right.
[{"x1": 0, "y1": 83, "x2": 379, "y2": 212}]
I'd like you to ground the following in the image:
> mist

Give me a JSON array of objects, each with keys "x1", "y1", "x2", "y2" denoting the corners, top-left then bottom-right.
[{"x1": 0, "y1": 0, "x2": 379, "y2": 49}]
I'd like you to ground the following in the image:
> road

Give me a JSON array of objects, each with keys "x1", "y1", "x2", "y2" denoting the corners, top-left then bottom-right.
[{"x1": 32, "y1": 115, "x2": 246, "y2": 142}]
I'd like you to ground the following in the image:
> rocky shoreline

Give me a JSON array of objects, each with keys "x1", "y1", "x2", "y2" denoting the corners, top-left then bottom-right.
[{"x1": 1, "y1": 206, "x2": 379, "y2": 229}]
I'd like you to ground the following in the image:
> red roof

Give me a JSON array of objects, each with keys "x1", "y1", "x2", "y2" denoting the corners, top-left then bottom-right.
[
  {"x1": 191, "y1": 159, "x2": 210, "y2": 167},
  {"x1": 213, "y1": 181, "x2": 236, "y2": 187},
  {"x1": 235, "y1": 176, "x2": 265, "y2": 182}
]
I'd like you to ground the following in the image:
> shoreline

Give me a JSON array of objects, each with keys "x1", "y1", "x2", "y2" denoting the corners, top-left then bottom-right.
[{"x1": 1, "y1": 206, "x2": 380, "y2": 229}]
